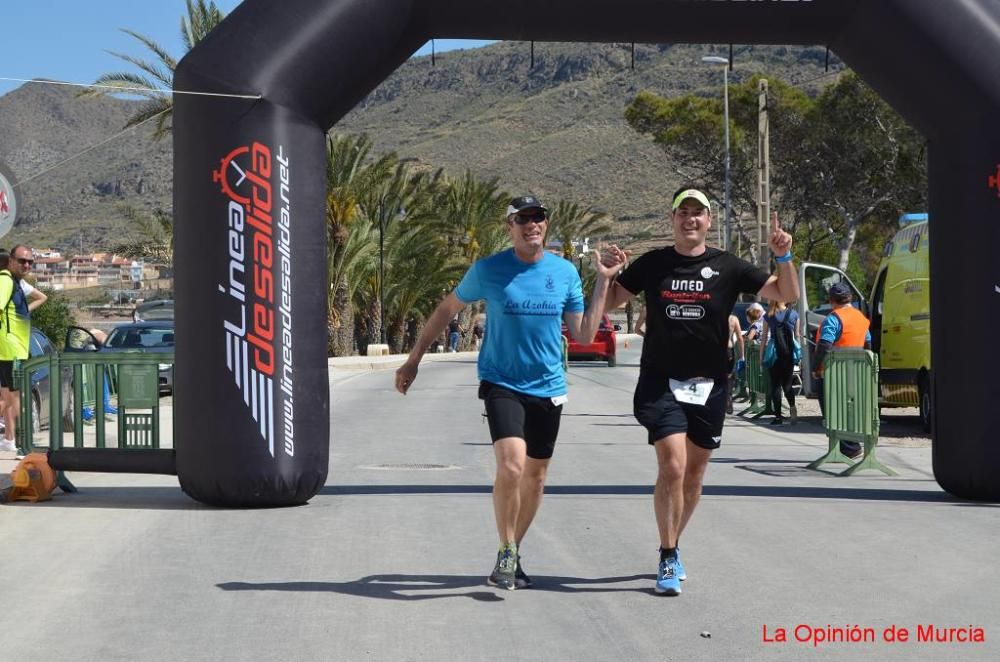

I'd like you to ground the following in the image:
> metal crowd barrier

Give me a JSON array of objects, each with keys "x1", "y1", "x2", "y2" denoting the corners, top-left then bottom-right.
[
  {"x1": 807, "y1": 348, "x2": 895, "y2": 476},
  {"x1": 739, "y1": 341, "x2": 773, "y2": 418},
  {"x1": 15, "y1": 351, "x2": 175, "y2": 491}
]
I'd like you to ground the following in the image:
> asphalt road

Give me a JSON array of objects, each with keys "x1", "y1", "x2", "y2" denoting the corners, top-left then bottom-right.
[{"x1": 1, "y1": 341, "x2": 997, "y2": 661}]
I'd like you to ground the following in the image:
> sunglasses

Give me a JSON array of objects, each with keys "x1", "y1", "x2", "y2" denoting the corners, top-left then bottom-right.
[
  {"x1": 15, "y1": 258, "x2": 34, "y2": 266},
  {"x1": 513, "y1": 212, "x2": 546, "y2": 225}
]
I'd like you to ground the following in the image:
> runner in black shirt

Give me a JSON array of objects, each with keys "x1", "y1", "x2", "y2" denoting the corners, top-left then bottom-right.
[{"x1": 604, "y1": 187, "x2": 799, "y2": 595}]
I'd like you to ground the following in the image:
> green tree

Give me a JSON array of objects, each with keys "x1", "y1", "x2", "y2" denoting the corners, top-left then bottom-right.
[
  {"x1": 79, "y1": 0, "x2": 226, "y2": 139},
  {"x1": 780, "y1": 72, "x2": 927, "y2": 272},
  {"x1": 625, "y1": 76, "x2": 811, "y2": 263},
  {"x1": 30, "y1": 288, "x2": 76, "y2": 350},
  {"x1": 625, "y1": 72, "x2": 926, "y2": 272}
]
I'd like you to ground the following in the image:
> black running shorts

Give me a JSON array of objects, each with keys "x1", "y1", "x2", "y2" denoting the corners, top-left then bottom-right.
[
  {"x1": 0, "y1": 360, "x2": 17, "y2": 391},
  {"x1": 633, "y1": 371, "x2": 727, "y2": 449},
  {"x1": 479, "y1": 381, "x2": 563, "y2": 460}
]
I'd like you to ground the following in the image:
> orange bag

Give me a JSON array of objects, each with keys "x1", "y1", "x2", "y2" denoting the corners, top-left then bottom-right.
[{"x1": 7, "y1": 452, "x2": 57, "y2": 503}]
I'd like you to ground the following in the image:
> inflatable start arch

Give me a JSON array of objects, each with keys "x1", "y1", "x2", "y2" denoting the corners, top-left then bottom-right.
[{"x1": 172, "y1": 0, "x2": 1000, "y2": 505}]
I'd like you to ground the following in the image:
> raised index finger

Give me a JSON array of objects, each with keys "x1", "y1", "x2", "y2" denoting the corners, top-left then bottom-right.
[{"x1": 771, "y1": 211, "x2": 780, "y2": 232}]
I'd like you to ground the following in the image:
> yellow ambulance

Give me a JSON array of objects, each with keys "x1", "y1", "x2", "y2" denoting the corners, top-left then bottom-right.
[
  {"x1": 797, "y1": 213, "x2": 931, "y2": 430},
  {"x1": 868, "y1": 213, "x2": 931, "y2": 429}
]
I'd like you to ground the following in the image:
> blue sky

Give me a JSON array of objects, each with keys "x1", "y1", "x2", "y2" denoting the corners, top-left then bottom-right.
[{"x1": 0, "y1": 1, "x2": 493, "y2": 97}]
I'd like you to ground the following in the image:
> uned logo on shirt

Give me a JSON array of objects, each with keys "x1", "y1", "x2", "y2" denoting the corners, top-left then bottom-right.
[{"x1": 545, "y1": 275, "x2": 554, "y2": 291}]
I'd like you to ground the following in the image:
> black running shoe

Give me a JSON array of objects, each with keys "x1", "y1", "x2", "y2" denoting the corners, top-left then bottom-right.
[{"x1": 515, "y1": 555, "x2": 533, "y2": 589}]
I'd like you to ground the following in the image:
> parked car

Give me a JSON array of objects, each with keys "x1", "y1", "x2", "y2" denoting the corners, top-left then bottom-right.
[
  {"x1": 562, "y1": 313, "x2": 618, "y2": 367},
  {"x1": 65, "y1": 321, "x2": 175, "y2": 394},
  {"x1": 133, "y1": 299, "x2": 174, "y2": 322},
  {"x1": 26, "y1": 327, "x2": 74, "y2": 432}
]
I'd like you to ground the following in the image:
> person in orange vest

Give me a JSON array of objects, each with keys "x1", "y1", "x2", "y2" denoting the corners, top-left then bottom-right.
[{"x1": 811, "y1": 282, "x2": 872, "y2": 458}]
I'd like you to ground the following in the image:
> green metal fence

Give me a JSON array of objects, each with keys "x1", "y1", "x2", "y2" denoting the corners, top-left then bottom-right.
[
  {"x1": 739, "y1": 341, "x2": 773, "y2": 418},
  {"x1": 807, "y1": 348, "x2": 895, "y2": 476},
  {"x1": 14, "y1": 351, "x2": 174, "y2": 489}
]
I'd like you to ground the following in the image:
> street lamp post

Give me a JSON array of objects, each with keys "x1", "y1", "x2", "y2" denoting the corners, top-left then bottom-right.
[
  {"x1": 702, "y1": 55, "x2": 731, "y2": 253},
  {"x1": 378, "y1": 198, "x2": 386, "y2": 345}
]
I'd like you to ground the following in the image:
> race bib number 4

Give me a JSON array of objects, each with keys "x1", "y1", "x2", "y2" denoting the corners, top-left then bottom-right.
[{"x1": 669, "y1": 377, "x2": 715, "y2": 406}]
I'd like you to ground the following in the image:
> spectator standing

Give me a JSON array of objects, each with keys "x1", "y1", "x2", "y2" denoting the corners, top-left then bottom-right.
[
  {"x1": 0, "y1": 245, "x2": 43, "y2": 453},
  {"x1": 447, "y1": 317, "x2": 463, "y2": 352},
  {"x1": 744, "y1": 303, "x2": 765, "y2": 344},
  {"x1": 472, "y1": 319, "x2": 484, "y2": 350},
  {"x1": 726, "y1": 313, "x2": 745, "y2": 414},
  {"x1": 811, "y1": 283, "x2": 872, "y2": 457},
  {"x1": 760, "y1": 300, "x2": 800, "y2": 424}
]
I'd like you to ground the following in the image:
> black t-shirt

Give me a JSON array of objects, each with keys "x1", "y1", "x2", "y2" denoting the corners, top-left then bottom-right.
[
  {"x1": 617, "y1": 247, "x2": 770, "y2": 380},
  {"x1": 448, "y1": 319, "x2": 461, "y2": 333}
]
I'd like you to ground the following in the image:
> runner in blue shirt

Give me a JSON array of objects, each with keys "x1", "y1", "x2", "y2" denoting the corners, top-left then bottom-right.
[{"x1": 396, "y1": 195, "x2": 626, "y2": 590}]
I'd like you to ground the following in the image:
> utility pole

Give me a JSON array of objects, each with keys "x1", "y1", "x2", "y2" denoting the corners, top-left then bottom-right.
[{"x1": 757, "y1": 79, "x2": 771, "y2": 270}]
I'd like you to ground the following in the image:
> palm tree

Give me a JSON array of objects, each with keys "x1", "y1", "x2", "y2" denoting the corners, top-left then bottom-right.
[
  {"x1": 426, "y1": 170, "x2": 510, "y2": 349},
  {"x1": 111, "y1": 204, "x2": 174, "y2": 265},
  {"x1": 546, "y1": 200, "x2": 614, "y2": 266},
  {"x1": 325, "y1": 134, "x2": 396, "y2": 355},
  {"x1": 380, "y1": 223, "x2": 465, "y2": 353},
  {"x1": 78, "y1": 0, "x2": 226, "y2": 140},
  {"x1": 355, "y1": 161, "x2": 445, "y2": 350},
  {"x1": 430, "y1": 170, "x2": 510, "y2": 264}
]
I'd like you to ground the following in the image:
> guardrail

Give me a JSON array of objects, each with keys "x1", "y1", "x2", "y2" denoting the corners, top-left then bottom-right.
[
  {"x1": 739, "y1": 341, "x2": 773, "y2": 418},
  {"x1": 807, "y1": 348, "x2": 895, "y2": 476},
  {"x1": 15, "y1": 351, "x2": 176, "y2": 490}
]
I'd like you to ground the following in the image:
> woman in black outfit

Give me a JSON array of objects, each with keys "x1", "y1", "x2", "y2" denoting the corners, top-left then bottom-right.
[{"x1": 760, "y1": 300, "x2": 800, "y2": 424}]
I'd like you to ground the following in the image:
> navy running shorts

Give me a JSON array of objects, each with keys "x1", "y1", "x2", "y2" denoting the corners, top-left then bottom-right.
[
  {"x1": 633, "y1": 371, "x2": 727, "y2": 450},
  {"x1": 478, "y1": 381, "x2": 563, "y2": 460}
]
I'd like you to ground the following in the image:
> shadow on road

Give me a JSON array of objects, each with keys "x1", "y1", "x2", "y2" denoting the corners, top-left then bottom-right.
[
  {"x1": 320, "y1": 483, "x2": 967, "y2": 503},
  {"x1": 13, "y1": 481, "x2": 984, "y2": 510},
  {"x1": 217, "y1": 573, "x2": 656, "y2": 601}
]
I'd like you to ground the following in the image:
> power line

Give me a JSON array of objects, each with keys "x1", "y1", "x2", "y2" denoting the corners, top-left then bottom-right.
[
  {"x1": 12, "y1": 108, "x2": 171, "y2": 189},
  {"x1": 0, "y1": 77, "x2": 261, "y2": 100}
]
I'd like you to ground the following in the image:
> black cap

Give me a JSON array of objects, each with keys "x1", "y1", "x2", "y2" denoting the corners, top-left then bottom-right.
[
  {"x1": 828, "y1": 282, "x2": 853, "y2": 303},
  {"x1": 506, "y1": 196, "x2": 548, "y2": 216}
]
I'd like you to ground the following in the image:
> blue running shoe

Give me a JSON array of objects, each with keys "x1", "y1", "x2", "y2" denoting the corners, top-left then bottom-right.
[
  {"x1": 675, "y1": 547, "x2": 687, "y2": 582},
  {"x1": 655, "y1": 555, "x2": 682, "y2": 595}
]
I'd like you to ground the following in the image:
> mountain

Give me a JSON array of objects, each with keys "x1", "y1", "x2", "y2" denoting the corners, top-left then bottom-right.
[{"x1": 0, "y1": 42, "x2": 841, "y2": 251}]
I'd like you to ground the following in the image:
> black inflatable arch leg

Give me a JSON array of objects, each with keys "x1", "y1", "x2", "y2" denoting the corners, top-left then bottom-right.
[{"x1": 172, "y1": 93, "x2": 329, "y2": 506}]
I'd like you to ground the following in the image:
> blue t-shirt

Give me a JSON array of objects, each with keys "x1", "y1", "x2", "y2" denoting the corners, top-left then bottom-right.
[{"x1": 455, "y1": 249, "x2": 584, "y2": 397}]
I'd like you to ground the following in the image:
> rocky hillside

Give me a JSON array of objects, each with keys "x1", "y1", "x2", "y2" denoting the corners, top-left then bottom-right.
[{"x1": 0, "y1": 42, "x2": 842, "y2": 251}]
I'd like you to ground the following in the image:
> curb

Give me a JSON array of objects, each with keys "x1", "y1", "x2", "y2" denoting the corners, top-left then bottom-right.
[{"x1": 327, "y1": 335, "x2": 640, "y2": 373}]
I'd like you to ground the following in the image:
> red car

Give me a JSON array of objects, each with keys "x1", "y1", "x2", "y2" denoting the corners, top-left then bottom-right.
[{"x1": 562, "y1": 314, "x2": 618, "y2": 367}]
